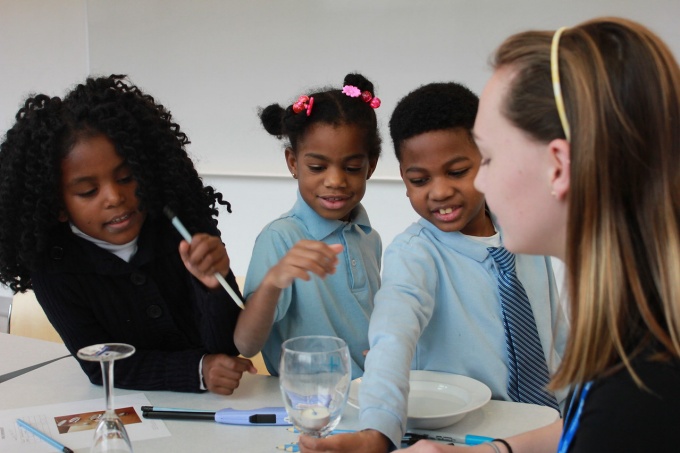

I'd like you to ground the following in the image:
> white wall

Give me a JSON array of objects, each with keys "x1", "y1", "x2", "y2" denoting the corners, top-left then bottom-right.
[
  {"x1": 84, "y1": 0, "x2": 680, "y2": 180},
  {"x1": 0, "y1": 0, "x2": 89, "y2": 133},
  {"x1": 2, "y1": 0, "x2": 678, "y2": 287}
]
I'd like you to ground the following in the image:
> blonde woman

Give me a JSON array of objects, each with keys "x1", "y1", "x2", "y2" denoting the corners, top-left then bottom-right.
[{"x1": 396, "y1": 17, "x2": 680, "y2": 453}]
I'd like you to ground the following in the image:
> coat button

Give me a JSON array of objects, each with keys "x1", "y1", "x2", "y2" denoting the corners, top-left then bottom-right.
[
  {"x1": 51, "y1": 246, "x2": 64, "y2": 260},
  {"x1": 130, "y1": 273, "x2": 146, "y2": 285},
  {"x1": 146, "y1": 305, "x2": 163, "y2": 319}
]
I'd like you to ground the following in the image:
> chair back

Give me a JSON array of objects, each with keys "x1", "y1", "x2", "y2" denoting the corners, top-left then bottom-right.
[
  {"x1": 234, "y1": 275, "x2": 269, "y2": 375},
  {"x1": 8, "y1": 290, "x2": 63, "y2": 343}
]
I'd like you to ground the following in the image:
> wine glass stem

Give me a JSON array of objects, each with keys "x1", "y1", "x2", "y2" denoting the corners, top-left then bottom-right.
[{"x1": 101, "y1": 359, "x2": 115, "y2": 412}]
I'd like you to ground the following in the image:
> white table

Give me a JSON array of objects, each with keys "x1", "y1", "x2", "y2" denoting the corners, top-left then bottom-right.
[
  {"x1": 0, "y1": 332, "x2": 69, "y2": 376},
  {"x1": 1, "y1": 334, "x2": 559, "y2": 452}
]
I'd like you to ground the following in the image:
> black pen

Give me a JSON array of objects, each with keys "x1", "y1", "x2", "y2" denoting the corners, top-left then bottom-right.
[{"x1": 142, "y1": 405, "x2": 291, "y2": 425}]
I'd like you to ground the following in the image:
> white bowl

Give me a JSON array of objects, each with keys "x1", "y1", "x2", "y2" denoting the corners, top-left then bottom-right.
[{"x1": 348, "y1": 370, "x2": 491, "y2": 429}]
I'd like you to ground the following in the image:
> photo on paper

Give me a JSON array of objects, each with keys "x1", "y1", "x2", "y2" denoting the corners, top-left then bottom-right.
[{"x1": 53, "y1": 406, "x2": 141, "y2": 434}]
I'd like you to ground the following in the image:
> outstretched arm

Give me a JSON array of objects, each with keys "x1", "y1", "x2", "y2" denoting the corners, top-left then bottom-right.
[
  {"x1": 397, "y1": 421, "x2": 562, "y2": 453},
  {"x1": 299, "y1": 429, "x2": 391, "y2": 453},
  {"x1": 234, "y1": 240, "x2": 343, "y2": 357}
]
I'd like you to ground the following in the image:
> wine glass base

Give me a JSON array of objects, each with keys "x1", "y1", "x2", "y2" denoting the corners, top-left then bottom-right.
[
  {"x1": 77, "y1": 344, "x2": 135, "y2": 453},
  {"x1": 89, "y1": 411, "x2": 134, "y2": 453}
]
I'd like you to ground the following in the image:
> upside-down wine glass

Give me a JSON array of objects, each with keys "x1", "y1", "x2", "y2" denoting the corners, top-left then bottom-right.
[
  {"x1": 279, "y1": 335, "x2": 351, "y2": 438},
  {"x1": 77, "y1": 343, "x2": 136, "y2": 453}
]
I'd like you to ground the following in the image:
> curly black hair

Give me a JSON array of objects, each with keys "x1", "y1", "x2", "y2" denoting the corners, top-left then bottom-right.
[
  {"x1": 258, "y1": 73, "x2": 381, "y2": 160},
  {"x1": 0, "y1": 74, "x2": 230, "y2": 293},
  {"x1": 389, "y1": 82, "x2": 479, "y2": 161}
]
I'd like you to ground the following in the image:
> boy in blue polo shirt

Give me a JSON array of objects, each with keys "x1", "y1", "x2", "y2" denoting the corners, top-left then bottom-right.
[{"x1": 299, "y1": 82, "x2": 568, "y2": 452}]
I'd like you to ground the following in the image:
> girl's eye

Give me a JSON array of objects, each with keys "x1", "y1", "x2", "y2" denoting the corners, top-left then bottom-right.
[
  {"x1": 77, "y1": 189, "x2": 97, "y2": 198},
  {"x1": 450, "y1": 168, "x2": 471, "y2": 178},
  {"x1": 345, "y1": 167, "x2": 362, "y2": 173},
  {"x1": 118, "y1": 175, "x2": 134, "y2": 183},
  {"x1": 308, "y1": 165, "x2": 325, "y2": 173},
  {"x1": 409, "y1": 178, "x2": 428, "y2": 186}
]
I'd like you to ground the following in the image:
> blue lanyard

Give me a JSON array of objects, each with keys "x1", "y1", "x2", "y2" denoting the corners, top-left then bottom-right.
[{"x1": 557, "y1": 381, "x2": 592, "y2": 453}]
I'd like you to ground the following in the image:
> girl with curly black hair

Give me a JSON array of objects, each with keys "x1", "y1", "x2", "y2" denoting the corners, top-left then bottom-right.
[
  {"x1": 0, "y1": 75, "x2": 255, "y2": 394},
  {"x1": 233, "y1": 73, "x2": 382, "y2": 379}
]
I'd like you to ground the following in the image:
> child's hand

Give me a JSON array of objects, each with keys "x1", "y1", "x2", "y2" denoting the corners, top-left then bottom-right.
[
  {"x1": 299, "y1": 430, "x2": 391, "y2": 453},
  {"x1": 263, "y1": 241, "x2": 343, "y2": 290},
  {"x1": 201, "y1": 354, "x2": 257, "y2": 395},
  {"x1": 396, "y1": 441, "x2": 463, "y2": 452},
  {"x1": 178, "y1": 233, "x2": 231, "y2": 289}
]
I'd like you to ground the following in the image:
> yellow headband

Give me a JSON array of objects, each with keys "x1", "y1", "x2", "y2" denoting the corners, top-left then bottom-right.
[{"x1": 551, "y1": 26, "x2": 571, "y2": 141}]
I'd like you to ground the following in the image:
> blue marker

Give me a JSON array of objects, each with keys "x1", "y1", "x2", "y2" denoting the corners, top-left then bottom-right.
[
  {"x1": 404, "y1": 431, "x2": 493, "y2": 445},
  {"x1": 449, "y1": 434, "x2": 494, "y2": 445},
  {"x1": 16, "y1": 419, "x2": 74, "y2": 453}
]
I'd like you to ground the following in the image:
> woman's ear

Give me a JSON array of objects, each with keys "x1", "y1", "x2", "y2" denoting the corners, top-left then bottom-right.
[
  {"x1": 548, "y1": 138, "x2": 571, "y2": 200},
  {"x1": 284, "y1": 147, "x2": 298, "y2": 179},
  {"x1": 57, "y1": 209, "x2": 69, "y2": 222}
]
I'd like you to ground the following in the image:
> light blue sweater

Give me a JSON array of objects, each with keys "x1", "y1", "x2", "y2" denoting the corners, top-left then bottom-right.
[
  {"x1": 359, "y1": 218, "x2": 568, "y2": 447},
  {"x1": 244, "y1": 192, "x2": 382, "y2": 379}
]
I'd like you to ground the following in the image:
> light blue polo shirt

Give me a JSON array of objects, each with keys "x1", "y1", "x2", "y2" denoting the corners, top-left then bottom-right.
[
  {"x1": 244, "y1": 192, "x2": 382, "y2": 379},
  {"x1": 359, "y1": 218, "x2": 569, "y2": 447}
]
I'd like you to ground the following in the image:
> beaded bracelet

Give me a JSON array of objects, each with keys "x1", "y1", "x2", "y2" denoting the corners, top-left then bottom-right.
[
  {"x1": 486, "y1": 442, "x2": 501, "y2": 453},
  {"x1": 493, "y1": 438, "x2": 514, "y2": 453}
]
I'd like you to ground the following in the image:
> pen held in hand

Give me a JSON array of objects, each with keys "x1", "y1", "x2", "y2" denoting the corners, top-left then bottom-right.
[
  {"x1": 16, "y1": 419, "x2": 74, "y2": 453},
  {"x1": 403, "y1": 431, "x2": 493, "y2": 445},
  {"x1": 163, "y1": 206, "x2": 245, "y2": 309}
]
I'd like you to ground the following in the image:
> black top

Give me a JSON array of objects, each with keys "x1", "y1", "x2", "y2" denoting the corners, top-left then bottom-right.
[
  {"x1": 564, "y1": 351, "x2": 680, "y2": 452},
  {"x1": 31, "y1": 218, "x2": 242, "y2": 392}
]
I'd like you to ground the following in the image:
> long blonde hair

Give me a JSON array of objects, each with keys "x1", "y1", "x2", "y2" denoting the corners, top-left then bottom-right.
[{"x1": 493, "y1": 17, "x2": 680, "y2": 388}]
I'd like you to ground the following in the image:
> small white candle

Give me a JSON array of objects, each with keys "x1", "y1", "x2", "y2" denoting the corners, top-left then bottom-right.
[{"x1": 299, "y1": 407, "x2": 330, "y2": 431}]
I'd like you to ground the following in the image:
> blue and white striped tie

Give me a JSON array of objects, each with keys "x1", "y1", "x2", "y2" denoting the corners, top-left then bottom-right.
[{"x1": 487, "y1": 246, "x2": 560, "y2": 411}]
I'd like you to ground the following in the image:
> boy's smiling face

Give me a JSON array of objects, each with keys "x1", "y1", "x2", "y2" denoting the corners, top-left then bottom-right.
[{"x1": 399, "y1": 128, "x2": 494, "y2": 236}]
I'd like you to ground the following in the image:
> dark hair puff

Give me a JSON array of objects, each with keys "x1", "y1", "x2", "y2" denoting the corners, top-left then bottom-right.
[
  {"x1": 389, "y1": 82, "x2": 479, "y2": 161},
  {"x1": 258, "y1": 73, "x2": 381, "y2": 160},
  {"x1": 0, "y1": 75, "x2": 230, "y2": 292}
]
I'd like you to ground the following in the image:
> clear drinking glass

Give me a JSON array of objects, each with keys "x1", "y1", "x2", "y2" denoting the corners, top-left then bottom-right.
[
  {"x1": 77, "y1": 343, "x2": 136, "y2": 453},
  {"x1": 279, "y1": 336, "x2": 351, "y2": 438}
]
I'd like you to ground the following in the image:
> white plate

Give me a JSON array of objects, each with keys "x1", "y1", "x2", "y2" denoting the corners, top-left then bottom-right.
[{"x1": 347, "y1": 370, "x2": 491, "y2": 429}]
